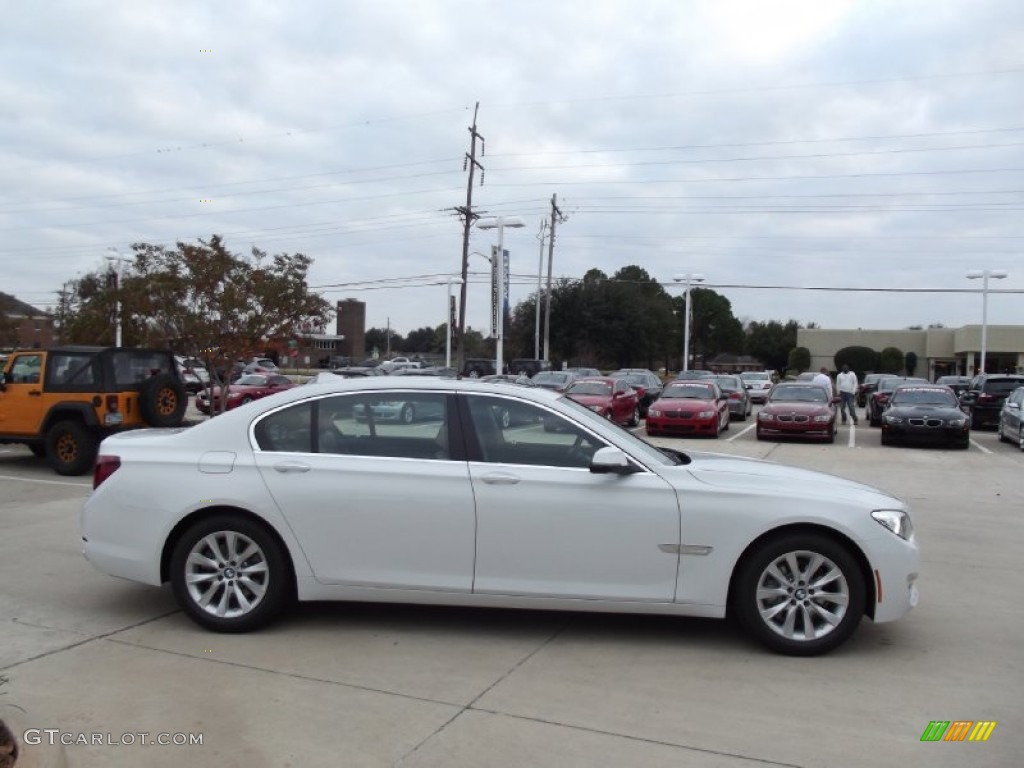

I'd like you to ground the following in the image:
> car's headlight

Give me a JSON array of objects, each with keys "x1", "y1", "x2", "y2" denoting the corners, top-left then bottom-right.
[
  {"x1": 227, "y1": 392, "x2": 243, "y2": 399},
  {"x1": 947, "y1": 416, "x2": 967, "y2": 427},
  {"x1": 871, "y1": 509, "x2": 914, "y2": 540},
  {"x1": 884, "y1": 414, "x2": 903, "y2": 424},
  {"x1": 698, "y1": 410, "x2": 713, "y2": 418},
  {"x1": 758, "y1": 412, "x2": 774, "y2": 421},
  {"x1": 647, "y1": 408, "x2": 661, "y2": 417},
  {"x1": 813, "y1": 414, "x2": 832, "y2": 422}
]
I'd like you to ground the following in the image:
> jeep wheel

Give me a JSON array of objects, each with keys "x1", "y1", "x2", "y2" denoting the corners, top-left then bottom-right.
[
  {"x1": 139, "y1": 374, "x2": 187, "y2": 427},
  {"x1": 46, "y1": 420, "x2": 98, "y2": 476}
]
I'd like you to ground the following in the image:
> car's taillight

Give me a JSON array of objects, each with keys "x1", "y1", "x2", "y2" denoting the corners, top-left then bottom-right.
[
  {"x1": 93, "y1": 456, "x2": 121, "y2": 489},
  {"x1": 729, "y1": 392, "x2": 741, "y2": 400},
  {"x1": 978, "y1": 393, "x2": 995, "y2": 402}
]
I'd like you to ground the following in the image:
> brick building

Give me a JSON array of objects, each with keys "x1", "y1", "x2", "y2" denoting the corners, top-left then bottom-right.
[{"x1": 0, "y1": 292, "x2": 56, "y2": 350}]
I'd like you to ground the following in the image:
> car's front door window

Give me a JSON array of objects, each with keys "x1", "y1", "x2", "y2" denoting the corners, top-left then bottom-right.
[{"x1": 465, "y1": 394, "x2": 607, "y2": 468}]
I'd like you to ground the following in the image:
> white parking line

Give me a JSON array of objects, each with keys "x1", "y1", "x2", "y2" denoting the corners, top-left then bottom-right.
[
  {"x1": 727, "y1": 423, "x2": 756, "y2": 442},
  {"x1": 848, "y1": 424, "x2": 856, "y2": 448},
  {"x1": 0, "y1": 473, "x2": 91, "y2": 487},
  {"x1": 970, "y1": 439, "x2": 993, "y2": 455}
]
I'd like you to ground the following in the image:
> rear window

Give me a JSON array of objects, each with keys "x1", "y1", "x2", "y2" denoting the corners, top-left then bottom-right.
[
  {"x1": 112, "y1": 351, "x2": 173, "y2": 386},
  {"x1": 984, "y1": 379, "x2": 1024, "y2": 394}
]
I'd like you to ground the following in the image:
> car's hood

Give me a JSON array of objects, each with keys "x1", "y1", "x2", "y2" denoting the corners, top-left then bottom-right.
[
  {"x1": 762, "y1": 401, "x2": 830, "y2": 415},
  {"x1": 567, "y1": 393, "x2": 611, "y2": 408},
  {"x1": 679, "y1": 451, "x2": 899, "y2": 505},
  {"x1": 654, "y1": 398, "x2": 716, "y2": 409},
  {"x1": 887, "y1": 404, "x2": 963, "y2": 418}
]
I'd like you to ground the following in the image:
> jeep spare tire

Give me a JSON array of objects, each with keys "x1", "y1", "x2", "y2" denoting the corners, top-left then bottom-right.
[{"x1": 139, "y1": 373, "x2": 187, "y2": 427}]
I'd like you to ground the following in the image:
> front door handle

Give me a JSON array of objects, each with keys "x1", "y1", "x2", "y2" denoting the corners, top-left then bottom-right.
[
  {"x1": 273, "y1": 462, "x2": 311, "y2": 474},
  {"x1": 28, "y1": 390, "x2": 41, "y2": 397},
  {"x1": 480, "y1": 472, "x2": 521, "y2": 485}
]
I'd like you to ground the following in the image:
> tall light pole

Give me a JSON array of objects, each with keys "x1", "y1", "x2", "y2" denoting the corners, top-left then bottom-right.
[
  {"x1": 966, "y1": 269, "x2": 1008, "y2": 375},
  {"x1": 673, "y1": 273, "x2": 705, "y2": 373},
  {"x1": 535, "y1": 219, "x2": 548, "y2": 360},
  {"x1": 105, "y1": 247, "x2": 128, "y2": 347},
  {"x1": 477, "y1": 216, "x2": 525, "y2": 374},
  {"x1": 444, "y1": 277, "x2": 463, "y2": 369}
]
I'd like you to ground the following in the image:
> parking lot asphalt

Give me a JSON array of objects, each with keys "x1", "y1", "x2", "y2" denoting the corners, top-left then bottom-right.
[{"x1": 1, "y1": 402, "x2": 1021, "y2": 767}]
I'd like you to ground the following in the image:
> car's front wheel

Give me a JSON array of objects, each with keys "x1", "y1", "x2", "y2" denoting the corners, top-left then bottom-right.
[
  {"x1": 1019, "y1": 425, "x2": 1024, "y2": 452},
  {"x1": 170, "y1": 515, "x2": 292, "y2": 632},
  {"x1": 628, "y1": 406, "x2": 640, "y2": 427},
  {"x1": 400, "y1": 403, "x2": 416, "y2": 424},
  {"x1": 733, "y1": 533, "x2": 866, "y2": 656}
]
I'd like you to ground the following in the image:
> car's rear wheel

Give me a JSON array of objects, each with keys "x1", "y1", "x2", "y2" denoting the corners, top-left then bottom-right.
[
  {"x1": 734, "y1": 533, "x2": 866, "y2": 656},
  {"x1": 170, "y1": 515, "x2": 292, "y2": 632},
  {"x1": 1019, "y1": 425, "x2": 1024, "y2": 452},
  {"x1": 45, "y1": 420, "x2": 98, "y2": 476},
  {"x1": 139, "y1": 373, "x2": 188, "y2": 427},
  {"x1": 998, "y1": 421, "x2": 1008, "y2": 442}
]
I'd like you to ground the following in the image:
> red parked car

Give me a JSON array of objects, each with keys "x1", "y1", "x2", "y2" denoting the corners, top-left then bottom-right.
[
  {"x1": 756, "y1": 382, "x2": 838, "y2": 443},
  {"x1": 563, "y1": 377, "x2": 641, "y2": 426},
  {"x1": 645, "y1": 381, "x2": 730, "y2": 438},
  {"x1": 195, "y1": 373, "x2": 295, "y2": 414}
]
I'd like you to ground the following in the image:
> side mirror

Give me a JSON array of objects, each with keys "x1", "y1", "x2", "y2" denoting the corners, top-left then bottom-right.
[{"x1": 589, "y1": 447, "x2": 641, "y2": 475}]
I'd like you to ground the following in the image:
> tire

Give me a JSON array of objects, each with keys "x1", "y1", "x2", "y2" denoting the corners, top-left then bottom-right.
[
  {"x1": 170, "y1": 514, "x2": 292, "y2": 632},
  {"x1": 733, "y1": 533, "x2": 866, "y2": 656},
  {"x1": 998, "y1": 421, "x2": 1008, "y2": 443},
  {"x1": 139, "y1": 373, "x2": 187, "y2": 427},
  {"x1": 880, "y1": 432, "x2": 891, "y2": 446},
  {"x1": 628, "y1": 406, "x2": 640, "y2": 427},
  {"x1": 45, "y1": 420, "x2": 98, "y2": 476},
  {"x1": 400, "y1": 403, "x2": 416, "y2": 424},
  {"x1": 722, "y1": 413, "x2": 730, "y2": 432},
  {"x1": 1019, "y1": 425, "x2": 1024, "y2": 452},
  {"x1": 467, "y1": 368, "x2": 481, "y2": 379},
  {"x1": 970, "y1": 410, "x2": 983, "y2": 430},
  {"x1": 241, "y1": 396, "x2": 254, "y2": 405},
  {"x1": 28, "y1": 443, "x2": 46, "y2": 458}
]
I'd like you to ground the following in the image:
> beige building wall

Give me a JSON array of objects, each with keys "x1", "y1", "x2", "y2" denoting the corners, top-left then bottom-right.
[{"x1": 797, "y1": 325, "x2": 1024, "y2": 378}]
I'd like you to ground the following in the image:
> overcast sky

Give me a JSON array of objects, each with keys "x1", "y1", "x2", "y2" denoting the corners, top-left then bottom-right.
[{"x1": 3, "y1": 0, "x2": 1023, "y2": 339}]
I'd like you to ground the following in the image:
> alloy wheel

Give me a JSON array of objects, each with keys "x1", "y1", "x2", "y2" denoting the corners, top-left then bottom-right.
[
  {"x1": 754, "y1": 550, "x2": 850, "y2": 643},
  {"x1": 184, "y1": 531, "x2": 269, "y2": 619}
]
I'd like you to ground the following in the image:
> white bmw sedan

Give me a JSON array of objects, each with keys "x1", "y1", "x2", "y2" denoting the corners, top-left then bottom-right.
[{"x1": 81, "y1": 377, "x2": 919, "y2": 656}]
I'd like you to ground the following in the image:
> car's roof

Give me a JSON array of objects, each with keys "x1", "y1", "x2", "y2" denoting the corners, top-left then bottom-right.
[{"x1": 287, "y1": 375, "x2": 563, "y2": 403}]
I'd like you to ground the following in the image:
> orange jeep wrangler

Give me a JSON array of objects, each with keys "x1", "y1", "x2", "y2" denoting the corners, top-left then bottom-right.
[{"x1": 0, "y1": 346, "x2": 187, "y2": 475}]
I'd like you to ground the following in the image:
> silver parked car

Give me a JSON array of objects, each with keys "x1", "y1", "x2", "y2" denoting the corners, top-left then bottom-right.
[
  {"x1": 997, "y1": 386, "x2": 1024, "y2": 451},
  {"x1": 714, "y1": 374, "x2": 752, "y2": 420}
]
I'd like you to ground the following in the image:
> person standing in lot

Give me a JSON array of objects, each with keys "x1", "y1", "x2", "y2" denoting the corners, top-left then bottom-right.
[
  {"x1": 836, "y1": 364, "x2": 858, "y2": 425},
  {"x1": 813, "y1": 366, "x2": 834, "y2": 399}
]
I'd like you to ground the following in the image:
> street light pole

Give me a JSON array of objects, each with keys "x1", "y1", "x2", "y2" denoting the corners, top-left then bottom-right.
[
  {"x1": 445, "y1": 277, "x2": 463, "y2": 369},
  {"x1": 477, "y1": 216, "x2": 525, "y2": 375},
  {"x1": 105, "y1": 247, "x2": 127, "y2": 347},
  {"x1": 535, "y1": 219, "x2": 547, "y2": 360},
  {"x1": 673, "y1": 273, "x2": 705, "y2": 373},
  {"x1": 966, "y1": 269, "x2": 1008, "y2": 374}
]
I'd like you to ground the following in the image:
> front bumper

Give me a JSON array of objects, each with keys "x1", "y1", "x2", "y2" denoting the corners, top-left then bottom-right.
[
  {"x1": 882, "y1": 422, "x2": 969, "y2": 445},
  {"x1": 646, "y1": 414, "x2": 719, "y2": 435},
  {"x1": 866, "y1": 533, "x2": 920, "y2": 623}
]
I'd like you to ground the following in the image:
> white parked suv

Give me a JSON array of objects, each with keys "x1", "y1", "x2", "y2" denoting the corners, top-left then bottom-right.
[{"x1": 740, "y1": 371, "x2": 774, "y2": 403}]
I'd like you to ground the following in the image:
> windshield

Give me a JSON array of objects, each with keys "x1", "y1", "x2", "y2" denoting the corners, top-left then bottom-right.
[
  {"x1": 622, "y1": 374, "x2": 647, "y2": 386},
  {"x1": 770, "y1": 385, "x2": 828, "y2": 403},
  {"x1": 890, "y1": 388, "x2": 958, "y2": 406},
  {"x1": 236, "y1": 374, "x2": 268, "y2": 386},
  {"x1": 567, "y1": 381, "x2": 612, "y2": 396},
  {"x1": 534, "y1": 372, "x2": 570, "y2": 385},
  {"x1": 662, "y1": 384, "x2": 715, "y2": 399}
]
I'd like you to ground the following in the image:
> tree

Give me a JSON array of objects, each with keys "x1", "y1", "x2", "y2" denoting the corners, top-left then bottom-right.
[
  {"x1": 834, "y1": 346, "x2": 879, "y2": 378},
  {"x1": 57, "y1": 236, "x2": 332, "y2": 413},
  {"x1": 365, "y1": 327, "x2": 404, "y2": 357},
  {"x1": 788, "y1": 346, "x2": 811, "y2": 373},
  {"x1": 403, "y1": 326, "x2": 438, "y2": 354},
  {"x1": 677, "y1": 287, "x2": 745, "y2": 369},
  {"x1": 745, "y1": 320, "x2": 800, "y2": 372},
  {"x1": 905, "y1": 351, "x2": 918, "y2": 377},
  {"x1": 879, "y1": 346, "x2": 904, "y2": 374}
]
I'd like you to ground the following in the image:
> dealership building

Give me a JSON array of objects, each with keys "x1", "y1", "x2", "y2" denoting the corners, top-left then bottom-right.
[{"x1": 797, "y1": 325, "x2": 1024, "y2": 379}]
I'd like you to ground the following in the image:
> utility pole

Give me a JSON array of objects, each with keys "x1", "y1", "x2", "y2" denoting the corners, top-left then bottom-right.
[
  {"x1": 542, "y1": 193, "x2": 564, "y2": 363},
  {"x1": 454, "y1": 102, "x2": 484, "y2": 375}
]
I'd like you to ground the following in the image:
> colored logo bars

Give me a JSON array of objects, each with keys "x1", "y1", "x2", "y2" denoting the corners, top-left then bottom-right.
[{"x1": 920, "y1": 721, "x2": 997, "y2": 742}]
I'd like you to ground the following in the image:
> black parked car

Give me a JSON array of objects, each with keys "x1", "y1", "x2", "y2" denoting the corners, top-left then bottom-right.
[
  {"x1": 935, "y1": 375, "x2": 971, "y2": 398},
  {"x1": 856, "y1": 373, "x2": 888, "y2": 408},
  {"x1": 867, "y1": 377, "x2": 929, "y2": 426},
  {"x1": 959, "y1": 373, "x2": 1024, "y2": 429},
  {"x1": 879, "y1": 385, "x2": 970, "y2": 449},
  {"x1": 508, "y1": 359, "x2": 550, "y2": 377}
]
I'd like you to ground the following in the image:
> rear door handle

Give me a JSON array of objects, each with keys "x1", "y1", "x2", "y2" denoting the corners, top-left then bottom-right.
[
  {"x1": 480, "y1": 472, "x2": 521, "y2": 485},
  {"x1": 273, "y1": 462, "x2": 311, "y2": 473}
]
